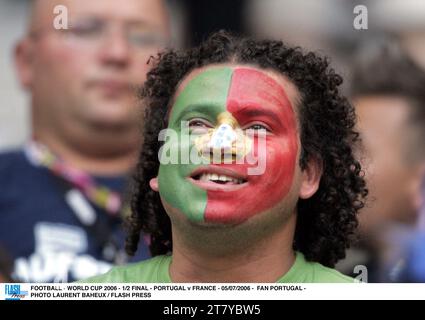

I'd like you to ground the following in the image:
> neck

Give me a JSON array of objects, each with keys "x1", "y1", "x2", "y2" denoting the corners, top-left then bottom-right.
[
  {"x1": 169, "y1": 214, "x2": 297, "y2": 283},
  {"x1": 33, "y1": 128, "x2": 140, "y2": 176}
]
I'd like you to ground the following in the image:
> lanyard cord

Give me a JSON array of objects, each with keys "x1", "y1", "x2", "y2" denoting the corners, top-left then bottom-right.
[
  {"x1": 24, "y1": 141, "x2": 122, "y2": 215},
  {"x1": 24, "y1": 141, "x2": 130, "y2": 263}
]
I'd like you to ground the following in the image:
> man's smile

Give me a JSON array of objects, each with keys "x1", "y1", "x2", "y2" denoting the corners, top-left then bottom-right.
[{"x1": 188, "y1": 165, "x2": 248, "y2": 191}]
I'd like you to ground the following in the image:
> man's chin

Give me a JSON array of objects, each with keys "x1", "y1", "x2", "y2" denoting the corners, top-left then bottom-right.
[
  {"x1": 167, "y1": 204, "x2": 242, "y2": 228},
  {"x1": 189, "y1": 218, "x2": 242, "y2": 229},
  {"x1": 82, "y1": 99, "x2": 139, "y2": 127}
]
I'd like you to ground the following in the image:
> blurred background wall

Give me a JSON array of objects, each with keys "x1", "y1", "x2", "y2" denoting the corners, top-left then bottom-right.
[{"x1": 0, "y1": 0, "x2": 31, "y2": 149}]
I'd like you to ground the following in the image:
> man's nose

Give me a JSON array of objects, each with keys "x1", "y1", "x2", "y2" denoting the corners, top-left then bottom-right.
[
  {"x1": 99, "y1": 31, "x2": 131, "y2": 68},
  {"x1": 195, "y1": 126, "x2": 253, "y2": 163}
]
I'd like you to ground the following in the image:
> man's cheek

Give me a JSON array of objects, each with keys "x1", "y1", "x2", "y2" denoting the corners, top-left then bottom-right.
[
  {"x1": 244, "y1": 136, "x2": 268, "y2": 176},
  {"x1": 245, "y1": 138, "x2": 295, "y2": 180},
  {"x1": 265, "y1": 143, "x2": 297, "y2": 191}
]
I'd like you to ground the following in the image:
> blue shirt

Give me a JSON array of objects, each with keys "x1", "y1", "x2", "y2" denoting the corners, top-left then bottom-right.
[{"x1": 0, "y1": 149, "x2": 150, "y2": 282}]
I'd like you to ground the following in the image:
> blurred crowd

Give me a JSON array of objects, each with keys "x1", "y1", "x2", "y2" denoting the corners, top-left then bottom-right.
[{"x1": 0, "y1": 0, "x2": 424, "y2": 283}]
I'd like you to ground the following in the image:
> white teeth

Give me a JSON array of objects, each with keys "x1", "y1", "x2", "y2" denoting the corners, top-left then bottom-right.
[
  {"x1": 218, "y1": 175, "x2": 228, "y2": 182},
  {"x1": 198, "y1": 173, "x2": 244, "y2": 184},
  {"x1": 199, "y1": 174, "x2": 209, "y2": 182}
]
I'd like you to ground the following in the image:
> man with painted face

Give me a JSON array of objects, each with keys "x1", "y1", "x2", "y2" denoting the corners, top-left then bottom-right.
[{"x1": 85, "y1": 31, "x2": 367, "y2": 283}]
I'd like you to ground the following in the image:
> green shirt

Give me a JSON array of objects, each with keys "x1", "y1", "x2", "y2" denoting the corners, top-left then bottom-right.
[{"x1": 82, "y1": 252, "x2": 354, "y2": 283}]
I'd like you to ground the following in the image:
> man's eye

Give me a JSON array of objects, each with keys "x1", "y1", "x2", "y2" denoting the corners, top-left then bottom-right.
[
  {"x1": 189, "y1": 119, "x2": 209, "y2": 127},
  {"x1": 188, "y1": 119, "x2": 212, "y2": 134},
  {"x1": 243, "y1": 123, "x2": 270, "y2": 136},
  {"x1": 68, "y1": 20, "x2": 104, "y2": 38},
  {"x1": 248, "y1": 124, "x2": 268, "y2": 130},
  {"x1": 128, "y1": 32, "x2": 165, "y2": 47},
  {"x1": 245, "y1": 123, "x2": 270, "y2": 131}
]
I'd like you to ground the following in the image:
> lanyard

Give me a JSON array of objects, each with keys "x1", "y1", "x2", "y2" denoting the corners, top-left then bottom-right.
[
  {"x1": 24, "y1": 141, "x2": 122, "y2": 215},
  {"x1": 24, "y1": 141, "x2": 129, "y2": 264}
]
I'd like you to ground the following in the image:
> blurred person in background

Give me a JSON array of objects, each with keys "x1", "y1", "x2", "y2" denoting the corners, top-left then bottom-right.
[
  {"x1": 399, "y1": 171, "x2": 425, "y2": 282},
  {"x1": 418, "y1": 178, "x2": 425, "y2": 231},
  {"x1": 0, "y1": 0, "x2": 170, "y2": 282},
  {"x1": 401, "y1": 231, "x2": 425, "y2": 282},
  {"x1": 337, "y1": 43, "x2": 425, "y2": 282}
]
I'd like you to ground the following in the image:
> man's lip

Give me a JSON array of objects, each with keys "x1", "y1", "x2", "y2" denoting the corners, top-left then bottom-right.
[
  {"x1": 188, "y1": 166, "x2": 249, "y2": 192},
  {"x1": 189, "y1": 166, "x2": 248, "y2": 181},
  {"x1": 89, "y1": 79, "x2": 132, "y2": 91},
  {"x1": 187, "y1": 177, "x2": 248, "y2": 191}
]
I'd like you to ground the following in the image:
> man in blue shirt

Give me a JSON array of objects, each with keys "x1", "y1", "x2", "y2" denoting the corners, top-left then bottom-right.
[{"x1": 0, "y1": 0, "x2": 170, "y2": 282}]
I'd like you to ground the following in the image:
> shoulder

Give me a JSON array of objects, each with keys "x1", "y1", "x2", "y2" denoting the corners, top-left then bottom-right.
[
  {"x1": 0, "y1": 149, "x2": 31, "y2": 198},
  {"x1": 279, "y1": 252, "x2": 355, "y2": 283},
  {"x1": 0, "y1": 149, "x2": 37, "y2": 185},
  {"x1": 80, "y1": 255, "x2": 172, "y2": 283},
  {"x1": 0, "y1": 148, "x2": 54, "y2": 206},
  {"x1": 0, "y1": 149, "x2": 26, "y2": 173},
  {"x1": 310, "y1": 261, "x2": 356, "y2": 283}
]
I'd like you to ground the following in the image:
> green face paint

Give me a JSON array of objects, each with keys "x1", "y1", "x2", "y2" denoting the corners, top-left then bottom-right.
[{"x1": 158, "y1": 67, "x2": 232, "y2": 222}]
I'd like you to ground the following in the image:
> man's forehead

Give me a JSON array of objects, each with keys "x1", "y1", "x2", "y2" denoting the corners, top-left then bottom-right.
[
  {"x1": 30, "y1": 0, "x2": 168, "y2": 30},
  {"x1": 173, "y1": 64, "x2": 300, "y2": 108}
]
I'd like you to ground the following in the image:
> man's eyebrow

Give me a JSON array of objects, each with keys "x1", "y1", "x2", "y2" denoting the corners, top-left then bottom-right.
[
  {"x1": 126, "y1": 20, "x2": 160, "y2": 29},
  {"x1": 232, "y1": 106, "x2": 282, "y2": 120},
  {"x1": 70, "y1": 16, "x2": 158, "y2": 29},
  {"x1": 169, "y1": 103, "x2": 220, "y2": 124}
]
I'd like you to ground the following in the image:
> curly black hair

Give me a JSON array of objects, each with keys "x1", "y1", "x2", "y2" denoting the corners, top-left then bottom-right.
[{"x1": 126, "y1": 31, "x2": 367, "y2": 267}]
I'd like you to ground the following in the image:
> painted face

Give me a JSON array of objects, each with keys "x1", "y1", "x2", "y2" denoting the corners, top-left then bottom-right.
[{"x1": 157, "y1": 66, "x2": 299, "y2": 224}]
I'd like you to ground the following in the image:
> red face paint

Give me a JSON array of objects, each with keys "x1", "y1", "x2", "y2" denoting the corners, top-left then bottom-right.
[{"x1": 204, "y1": 67, "x2": 299, "y2": 223}]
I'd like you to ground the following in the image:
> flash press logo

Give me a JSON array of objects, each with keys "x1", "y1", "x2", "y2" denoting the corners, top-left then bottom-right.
[{"x1": 4, "y1": 284, "x2": 29, "y2": 301}]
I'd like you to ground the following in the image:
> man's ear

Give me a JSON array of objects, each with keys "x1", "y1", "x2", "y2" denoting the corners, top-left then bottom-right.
[
  {"x1": 149, "y1": 177, "x2": 159, "y2": 192},
  {"x1": 299, "y1": 156, "x2": 322, "y2": 199},
  {"x1": 14, "y1": 38, "x2": 34, "y2": 90}
]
